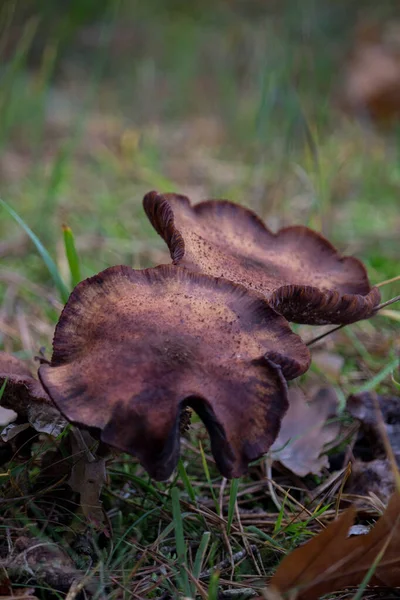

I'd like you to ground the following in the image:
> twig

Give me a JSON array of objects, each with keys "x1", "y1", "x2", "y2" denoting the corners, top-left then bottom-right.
[
  {"x1": 219, "y1": 588, "x2": 258, "y2": 597},
  {"x1": 375, "y1": 294, "x2": 400, "y2": 310},
  {"x1": 265, "y1": 455, "x2": 282, "y2": 512},
  {"x1": 199, "y1": 546, "x2": 257, "y2": 579},
  {"x1": 235, "y1": 500, "x2": 264, "y2": 577},
  {"x1": 376, "y1": 274, "x2": 400, "y2": 287},
  {"x1": 306, "y1": 293, "x2": 400, "y2": 346},
  {"x1": 306, "y1": 324, "x2": 344, "y2": 347}
]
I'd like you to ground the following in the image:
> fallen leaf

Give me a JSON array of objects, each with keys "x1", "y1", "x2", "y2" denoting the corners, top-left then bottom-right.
[
  {"x1": 347, "y1": 459, "x2": 395, "y2": 505},
  {"x1": 1, "y1": 422, "x2": 31, "y2": 442},
  {"x1": 347, "y1": 392, "x2": 400, "y2": 427},
  {"x1": 2, "y1": 536, "x2": 83, "y2": 592},
  {"x1": 271, "y1": 386, "x2": 340, "y2": 476},
  {"x1": 347, "y1": 392, "x2": 400, "y2": 465},
  {"x1": 265, "y1": 490, "x2": 400, "y2": 600}
]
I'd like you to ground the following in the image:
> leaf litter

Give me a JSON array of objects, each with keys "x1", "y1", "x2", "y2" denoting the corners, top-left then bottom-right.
[
  {"x1": 344, "y1": 391, "x2": 400, "y2": 503},
  {"x1": 271, "y1": 386, "x2": 340, "y2": 477},
  {"x1": 347, "y1": 391, "x2": 400, "y2": 466},
  {"x1": 263, "y1": 489, "x2": 400, "y2": 600}
]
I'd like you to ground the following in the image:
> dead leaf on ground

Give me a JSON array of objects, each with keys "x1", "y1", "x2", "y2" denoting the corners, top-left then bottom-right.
[
  {"x1": 1, "y1": 535, "x2": 97, "y2": 594},
  {"x1": 343, "y1": 392, "x2": 399, "y2": 502},
  {"x1": 271, "y1": 386, "x2": 340, "y2": 476},
  {"x1": 347, "y1": 458, "x2": 395, "y2": 505},
  {"x1": 1, "y1": 422, "x2": 31, "y2": 442},
  {"x1": 346, "y1": 391, "x2": 399, "y2": 503},
  {"x1": 262, "y1": 490, "x2": 400, "y2": 600},
  {"x1": 347, "y1": 392, "x2": 400, "y2": 465}
]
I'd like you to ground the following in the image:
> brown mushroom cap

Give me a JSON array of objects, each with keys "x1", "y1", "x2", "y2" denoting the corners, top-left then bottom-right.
[
  {"x1": 0, "y1": 351, "x2": 66, "y2": 435},
  {"x1": 143, "y1": 191, "x2": 380, "y2": 325},
  {"x1": 0, "y1": 351, "x2": 51, "y2": 417},
  {"x1": 39, "y1": 264, "x2": 310, "y2": 480}
]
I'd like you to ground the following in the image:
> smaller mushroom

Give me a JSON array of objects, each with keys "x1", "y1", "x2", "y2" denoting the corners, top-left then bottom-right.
[
  {"x1": 0, "y1": 351, "x2": 66, "y2": 436},
  {"x1": 39, "y1": 264, "x2": 311, "y2": 480},
  {"x1": 143, "y1": 191, "x2": 380, "y2": 326}
]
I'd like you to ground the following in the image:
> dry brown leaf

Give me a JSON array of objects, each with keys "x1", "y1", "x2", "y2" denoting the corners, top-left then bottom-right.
[
  {"x1": 347, "y1": 392, "x2": 400, "y2": 465},
  {"x1": 347, "y1": 458, "x2": 395, "y2": 505},
  {"x1": 265, "y1": 491, "x2": 400, "y2": 600},
  {"x1": 345, "y1": 392, "x2": 400, "y2": 502},
  {"x1": 1, "y1": 422, "x2": 30, "y2": 442},
  {"x1": 1, "y1": 536, "x2": 92, "y2": 594},
  {"x1": 271, "y1": 387, "x2": 340, "y2": 476}
]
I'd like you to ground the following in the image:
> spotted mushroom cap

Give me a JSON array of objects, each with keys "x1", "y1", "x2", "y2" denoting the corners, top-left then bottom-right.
[
  {"x1": 143, "y1": 191, "x2": 380, "y2": 325},
  {"x1": 39, "y1": 265, "x2": 311, "y2": 480}
]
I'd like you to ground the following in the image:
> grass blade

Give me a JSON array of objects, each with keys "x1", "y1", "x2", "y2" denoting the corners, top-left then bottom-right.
[
  {"x1": 227, "y1": 478, "x2": 239, "y2": 535},
  {"x1": 392, "y1": 372, "x2": 400, "y2": 391},
  {"x1": 177, "y1": 458, "x2": 196, "y2": 503},
  {"x1": 207, "y1": 571, "x2": 220, "y2": 600},
  {"x1": 246, "y1": 525, "x2": 284, "y2": 549},
  {"x1": 62, "y1": 225, "x2": 81, "y2": 288},
  {"x1": 0, "y1": 199, "x2": 70, "y2": 304},
  {"x1": 199, "y1": 441, "x2": 219, "y2": 513},
  {"x1": 351, "y1": 356, "x2": 400, "y2": 394},
  {"x1": 273, "y1": 493, "x2": 288, "y2": 535},
  {"x1": 193, "y1": 531, "x2": 211, "y2": 580},
  {"x1": 0, "y1": 378, "x2": 7, "y2": 401},
  {"x1": 171, "y1": 486, "x2": 193, "y2": 598}
]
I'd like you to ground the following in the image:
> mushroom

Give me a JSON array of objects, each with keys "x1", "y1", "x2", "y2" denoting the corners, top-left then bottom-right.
[
  {"x1": 0, "y1": 351, "x2": 66, "y2": 436},
  {"x1": 39, "y1": 264, "x2": 311, "y2": 480},
  {"x1": 143, "y1": 191, "x2": 380, "y2": 325}
]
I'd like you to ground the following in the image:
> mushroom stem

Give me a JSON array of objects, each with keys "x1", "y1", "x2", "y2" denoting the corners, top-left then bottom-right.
[{"x1": 71, "y1": 428, "x2": 97, "y2": 463}]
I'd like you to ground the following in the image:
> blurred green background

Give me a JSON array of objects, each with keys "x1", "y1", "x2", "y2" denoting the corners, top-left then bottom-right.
[{"x1": 0, "y1": 0, "x2": 399, "y2": 353}]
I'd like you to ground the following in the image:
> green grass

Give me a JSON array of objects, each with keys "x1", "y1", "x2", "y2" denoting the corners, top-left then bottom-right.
[{"x1": 0, "y1": 1, "x2": 399, "y2": 598}]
